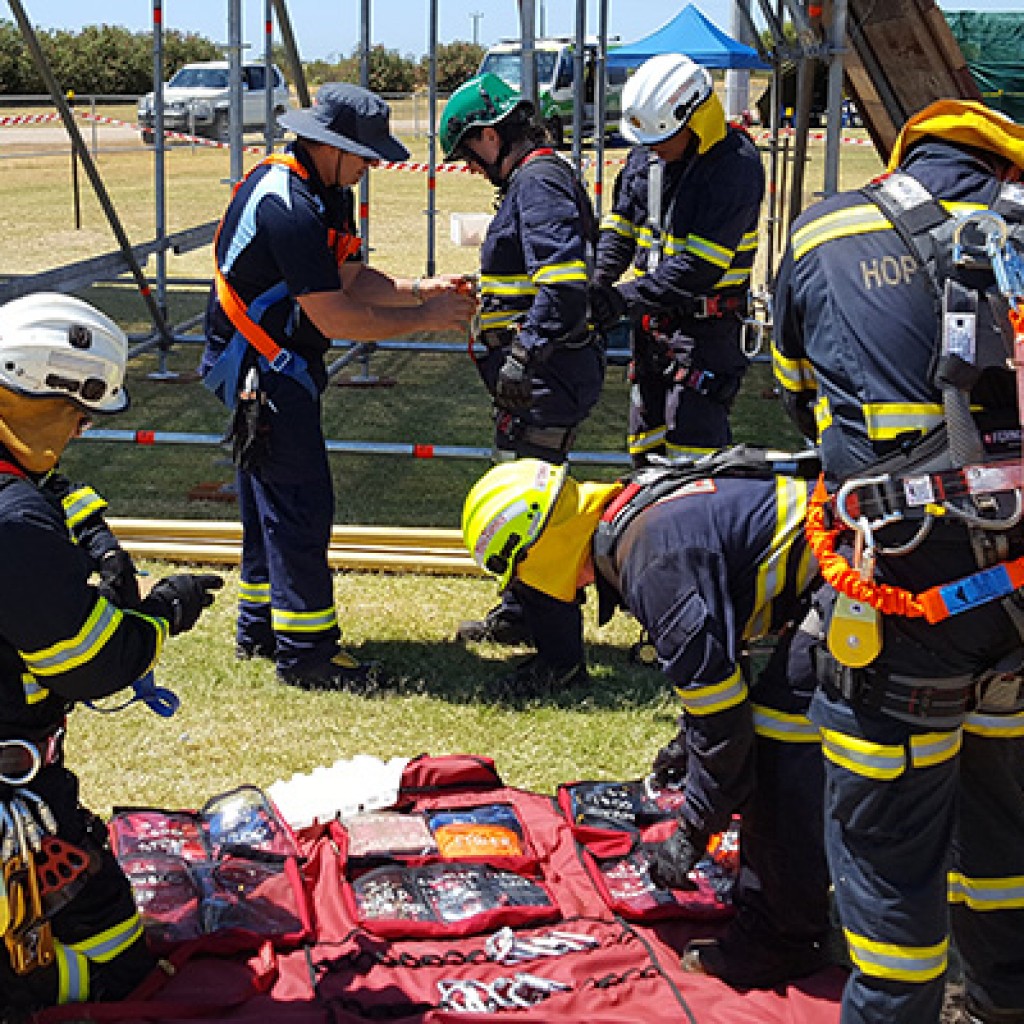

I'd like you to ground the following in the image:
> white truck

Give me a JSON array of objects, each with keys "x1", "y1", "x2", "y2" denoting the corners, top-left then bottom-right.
[
  {"x1": 136, "y1": 61, "x2": 292, "y2": 144},
  {"x1": 478, "y1": 37, "x2": 627, "y2": 148}
]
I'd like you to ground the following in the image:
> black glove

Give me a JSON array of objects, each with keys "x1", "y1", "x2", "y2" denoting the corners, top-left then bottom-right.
[
  {"x1": 495, "y1": 344, "x2": 533, "y2": 411},
  {"x1": 588, "y1": 282, "x2": 627, "y2": 332},
  {"x1": 651, "y1": 731, "x2": 688, "y2": 789},
  {"x1": 97, "y1": 548, "x2": 142, "y2": 609},
  {"x1": 141, "y1": 574, "x2": 224, "y2": 635},
  {"x1": 642, "y1": 824, "x2": 709, "y2": 891}
]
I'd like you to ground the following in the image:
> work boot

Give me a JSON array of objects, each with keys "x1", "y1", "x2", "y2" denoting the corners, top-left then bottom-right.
[
  {"x1": 496, "y1": 655, "x2": 589, "y2": 697},
  {"x1": 456, "y1": 604, "x2": 532, "y2": 645},
  {"x1": 277, "y1": 650, "x2": 382, "y2": 692},
  {"x1": 680, "y1": 918, "x2": 833, "y2": 989},
  {"x1": 235, "y1": 640, "x2": 276, "y2": 661}
]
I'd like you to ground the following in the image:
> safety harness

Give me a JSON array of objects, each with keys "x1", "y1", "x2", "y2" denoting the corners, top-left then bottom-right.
[
  {"x1": 804, "y1": 172, "x2": 1024, "y2": 720},
  {"x1": 592, "y1": 445, "x2": 822, "y2": 624},
  {"x1": 204, "y1": 153, "x2": 361, "y2": 408}
]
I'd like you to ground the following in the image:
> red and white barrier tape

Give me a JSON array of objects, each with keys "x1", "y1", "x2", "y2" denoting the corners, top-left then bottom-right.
[{"x1": 0, "y1": 109, "x2": 876, "y2": 160}]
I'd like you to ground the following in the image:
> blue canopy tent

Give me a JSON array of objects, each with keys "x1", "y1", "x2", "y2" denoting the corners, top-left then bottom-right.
[{"x1": 607, "y1": 4, "x2": 769, "y2": 70}]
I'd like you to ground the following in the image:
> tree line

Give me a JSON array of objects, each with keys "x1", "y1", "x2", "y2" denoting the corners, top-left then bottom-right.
[{"x1": 0, "y1": 20, "x2": 484, "y2": 97}]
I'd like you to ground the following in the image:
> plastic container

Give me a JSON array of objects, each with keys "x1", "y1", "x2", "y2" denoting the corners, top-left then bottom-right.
[{"x1": 450, "y1": 213, "x2": 493, "y2": 247}]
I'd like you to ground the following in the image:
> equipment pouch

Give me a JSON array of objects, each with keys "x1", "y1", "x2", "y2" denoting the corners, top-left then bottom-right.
[
  {"x1": 226, "y1": 367, "x2": 273, "y2": 472},
  {"x1": 975, "y1": 649, "x2": 1024, "y2": 713}
]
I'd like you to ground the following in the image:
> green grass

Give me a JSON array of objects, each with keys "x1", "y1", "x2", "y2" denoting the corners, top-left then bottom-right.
[{"x1": 2, "y1": 120, "x2": 862, "y2": 816}]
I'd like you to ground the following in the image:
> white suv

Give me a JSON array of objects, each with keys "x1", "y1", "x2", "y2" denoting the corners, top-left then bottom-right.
[{"x1": 137, "y1": 61, "x2": 292, "y2": 143}]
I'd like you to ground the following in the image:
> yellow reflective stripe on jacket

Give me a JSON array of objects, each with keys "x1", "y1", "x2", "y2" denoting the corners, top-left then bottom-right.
[
  {"x1": 239, "y1": 579, "x2": 270, "y2": 605},
  {"x1": 684, "y1": 233, "x2": 733, "y2": 270},
  {"x1": 964, "y1": 709, "x2": 1024, "y2": 738},
  {"x1": 845, "y1": 929, "x2": 947, "y2": 983},
  {"x1": 737, "y1": 228, "x2": 759, "y2": 253},
  {"x1": 771, "y1": 343, "x2": 817, "y2": 394},
  {"x1": 70, "y1": 912, "x2": 144, "y2": 964},
  {"x1": 820, "y1": 727, "x2": 906, "y2": 779},
  {"x1": 793, "y1": 199, "x2": 987, "y2": 262},
  {"x1": 480, "y1": 274, "x2": 537, "y2": 298},
  {"x1": 271, "y1": 605, "x2": 338, "y2": 633},
  {"x1": 863, "y1": 402, "x2": 945, "y2": 441},
  {"x1": 745, "y1": 477, "x2": 808, "y2": 639},
  {"x1": 600, "y1": 211, "x2": 636, "y2": 239},
  {"x1": 478, "y1": 309, "x2": 523, "y2": 330},
  {"x1": 56, "y1": 942, "x2": 90, "y2": 1004},
  {"x1": 949, "y1": 870, "x2": 1024, "y2": 911},
  {"x1": 628, "y1": 425, "x2": 667, "y2": 455},
  {"x1": 532, "y1": 260, "x2": 587, "y2": 286},
  {"x1": 676, "y1": 666, "x2": 748, "y2": 716},
  {"x1": 910, "y1": 729, "x2": 962, "y2": 767},
  {"x1": 62, "y1": 486, "x2": 107, "y2": 531},
  {"x1": 714, "y1": 267, "x2": 752, "y2": 288},
  {"x1": 22, "y1": 670, "x2": 48, "y2": 705},
  {"x1": 20, "y1": 597, "x2": 121, "y2": 676},
  {"x1": 792, "y1": 204, "x2": 890, "y2": 261},
  {"x1": 752, "y1": 704, "x2": 820, "y2": 743}
]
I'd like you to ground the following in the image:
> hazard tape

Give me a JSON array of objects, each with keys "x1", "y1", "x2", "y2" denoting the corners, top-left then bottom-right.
[{"x1": 0, "y1": 109, "x2": 876, "y2": 162}]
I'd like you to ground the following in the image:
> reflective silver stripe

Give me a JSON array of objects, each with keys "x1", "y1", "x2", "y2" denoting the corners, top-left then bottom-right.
[
  {"x1": 820, "y1": 727, "x2": 906, "y2": 780},
  {"x1": 57, "y1": 942, "x2": 89, "y2": 1003},
  {"x1": 599, "y1": 212, "x2": 635, "y2": 239},
  {"x1": 480, "y1": 274, "x2": 536, "y2": 297},
  {"x1": 627, "y1": 425, "x2": 666, "y2": 454},
  {"x1": 745, "y1": 477, "x2": 808, "y2": 639},
  {"x1": 965, "y1": 709, "x2": 1024, "y2": 738},
  {"x1": 20, "y1": 597, "x2": 121, "y2": 676},
  {"x1": 62, "y1": 486, "x2": 107, "y2": 530},
  {"x1": 845, "y1": 929, "x2": 947, "y2": 983},
  {"x1": 239, "y1": 579, "x2": 270, "y2": 604},
  {"x1": 684, "y1": 233, "x2": 733, "y2": 269},
  {"x1": 676, "y1": 667, "x2": 747, "y2": 716},
  {"x1": 271, "y1": 605, "x2": 338, "y2": 633},
  {"x1": 532, "y1": 260, "x2": 587, "y2": 285},
  {"x1": 948, "y1": 870, "x2": 1024, "y2": 911},
  {"x1": 909, "y1": 729, "x2": 961, "y2": 768},
  {"x1": 70, "y1": 912, "x2": 144, "y2": 964},
  {"x1": 752, "y1": 704, "x2": 820, "y2": 743}
]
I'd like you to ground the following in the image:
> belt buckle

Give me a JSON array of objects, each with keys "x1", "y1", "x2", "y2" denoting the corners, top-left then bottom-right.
[
  {"x1": 0, "y1": 739, "x2": 41, "y2": 787},
  {"x1": 694, "y1": 296, "x2": 711, "y2": 318}
]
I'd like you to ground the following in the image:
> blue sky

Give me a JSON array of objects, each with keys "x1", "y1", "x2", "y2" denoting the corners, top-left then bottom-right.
[{"x1": 3, "y1": 0, "x2": 1013, "y2": 61}]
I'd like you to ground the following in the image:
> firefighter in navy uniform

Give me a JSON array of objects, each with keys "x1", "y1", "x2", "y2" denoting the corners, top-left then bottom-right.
[
  {"x1": 773, "y1": 101, "x2": 1024, "y2": 1024},
  {"x1": 0, "y1": 293, "x2": 222, "y2": 1016},
  {"x1": 439, "y1": 73, "x2": 604, "y2": 689},
  {"x1": 591, "y1": 53, "x2": 764, "y2": 465},
  {"x1": 461, "y1": 453, "x2": 833, "y2": 988},
  {"x1": 201, "y1": 83, "x2": 474, "y2": 691}
]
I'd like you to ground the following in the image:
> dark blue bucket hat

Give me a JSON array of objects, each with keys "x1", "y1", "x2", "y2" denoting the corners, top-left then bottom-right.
[{"x1": 278, "y1": 82, "x2": 409, "y2": 161}]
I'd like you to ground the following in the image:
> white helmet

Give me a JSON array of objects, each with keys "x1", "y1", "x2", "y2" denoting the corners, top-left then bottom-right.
[
  {"x1": 620, "y1": 53, "x2": 714, "y2": 146},
  {"x1": 0, "y1": 292, "x2": 129, "y2": 414}
]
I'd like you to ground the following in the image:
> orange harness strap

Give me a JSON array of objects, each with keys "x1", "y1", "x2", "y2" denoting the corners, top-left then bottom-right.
[
  {"x1": 806, "y1": 477, "x2": 928, "y2": 620},
  {"x1": 807, "y1": 476, "x2": 1024, "y2": 624},
  {"x1": 213, "y1": 154, "x2": 360, "y2": 368}
]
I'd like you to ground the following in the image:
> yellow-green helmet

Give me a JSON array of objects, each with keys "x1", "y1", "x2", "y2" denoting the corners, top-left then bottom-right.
[
  {"x1": 440, "y1": 72, "x2": 533, "y2": 160},
  {"x1": 461, "y1": 459, "x2": 567, "y2": 588}
]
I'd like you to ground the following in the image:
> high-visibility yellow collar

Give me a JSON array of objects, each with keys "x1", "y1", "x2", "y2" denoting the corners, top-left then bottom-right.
[
  {"x1": 889, "y1": 100, "x2": 1024, "y2": 172},
  {"x1": 517, "y1": 480, "x2": 623, "y2": 602}
]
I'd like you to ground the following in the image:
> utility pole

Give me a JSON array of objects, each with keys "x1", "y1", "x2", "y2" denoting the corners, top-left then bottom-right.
[{"x1": 470, "y1": 11, "x2": 484, "y2": 46}]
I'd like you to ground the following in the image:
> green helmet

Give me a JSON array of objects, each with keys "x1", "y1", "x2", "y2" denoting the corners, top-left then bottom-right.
[{"x1": 439, "y1": 72, "x2": 533, "y2": 160}]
